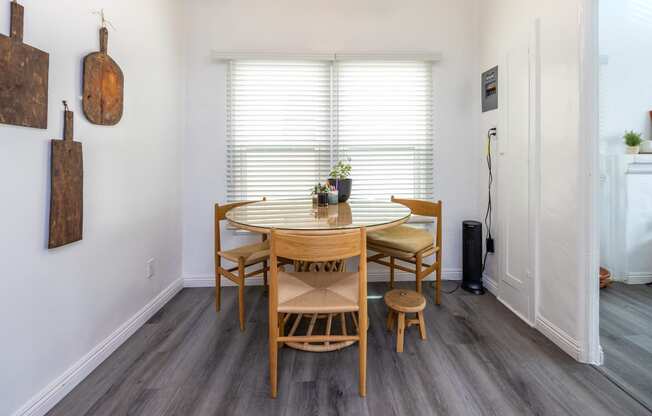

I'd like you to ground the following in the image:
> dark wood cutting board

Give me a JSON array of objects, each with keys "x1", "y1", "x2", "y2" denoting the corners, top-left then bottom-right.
[
  {"x1": 83, "y1": 27, "x2": 124, "y2": 125},
  {"x1": 0, "y1": 1, "x2": 49, "y2": 129},
  {"x1": 49, "y1": 103, "x2": 83, "y2": 249}
]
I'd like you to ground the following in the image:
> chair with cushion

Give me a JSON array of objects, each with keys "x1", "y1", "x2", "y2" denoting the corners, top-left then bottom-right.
[
  {"x1": 268, "y1": 228, "x2": 368, "y2": 398},
  {"x1": 215, "y1": 198, "x2": 269, "y2": 331},
  {"x1": 367, "y1": 197, "x2": 443, "y2": 304}
]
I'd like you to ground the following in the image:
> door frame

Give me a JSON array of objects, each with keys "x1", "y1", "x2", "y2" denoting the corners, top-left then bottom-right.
[{"x1": 579, "y1": 0, "x2": 602, "y2": 365}]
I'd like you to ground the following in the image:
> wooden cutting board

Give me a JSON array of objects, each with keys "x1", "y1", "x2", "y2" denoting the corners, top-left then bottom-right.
[
  {"x1": 0, "y1": 1, "x2": 49, "y2": 129},
  {"x1": 49, "y1": 103, "x2": 83, "y2": 249},
  {"x1": 83, "y1": 27, "x2": 123, "y2": 125}
]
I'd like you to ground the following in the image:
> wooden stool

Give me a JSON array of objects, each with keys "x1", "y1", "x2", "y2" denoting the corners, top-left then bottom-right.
[{"x1": 384, "y1": 289, "x2": 426, "y2": 352}]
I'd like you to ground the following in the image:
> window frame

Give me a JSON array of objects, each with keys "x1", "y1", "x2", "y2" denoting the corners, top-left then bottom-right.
[{"x1": 226, "y1": 58, "x2": 435, "y2": 202}]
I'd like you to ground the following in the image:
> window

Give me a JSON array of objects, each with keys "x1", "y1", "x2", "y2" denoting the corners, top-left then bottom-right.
[
  {"x1": 335, "y1": 61, "x2": 433, "y2": 200},
  {"x1": 226, "y1": 59, "x2": 433, "y2": 201}
]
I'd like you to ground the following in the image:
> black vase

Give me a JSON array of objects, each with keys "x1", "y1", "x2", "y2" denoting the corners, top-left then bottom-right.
[
  {"x1": 317, "y1": 192, "x2": 329, "y2": 207},
  {"x1": 328, "y1": 178, "x2": 352, "y2": 203}
]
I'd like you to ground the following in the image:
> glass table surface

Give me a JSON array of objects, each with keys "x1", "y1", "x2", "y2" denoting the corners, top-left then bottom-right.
[{"x1": 226, "y1": 199, "x2": 411, "y2": 232}]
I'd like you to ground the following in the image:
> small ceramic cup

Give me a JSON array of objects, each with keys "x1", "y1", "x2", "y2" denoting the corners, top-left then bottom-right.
[{"x1": 328, "y1": 190, "x2": 339, "y2": 205}]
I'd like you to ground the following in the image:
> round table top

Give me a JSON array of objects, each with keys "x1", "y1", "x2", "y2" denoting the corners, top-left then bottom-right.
[{"x1": 226, "y1": 199, "x2": 411, "y2": 233}]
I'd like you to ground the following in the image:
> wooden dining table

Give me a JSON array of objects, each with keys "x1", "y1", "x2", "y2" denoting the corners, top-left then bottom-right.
[
  {"x1": 226, "y1": 198, "x2": 411, "y2": 351},
  {"x1": 226, "y1": 198, "x2": 411, "y2": 234}
]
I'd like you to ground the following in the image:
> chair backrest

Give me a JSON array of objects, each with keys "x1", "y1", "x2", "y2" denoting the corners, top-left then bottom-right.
[
  {"x1": 215, "y1": 197, "x2": 266, "y2": 222},
  {"x1": 270, "y1": 228, "x2": 365, "y2": 263},
  {"x1": 391, "y1": 196, "x2": 441, "y2": 218},
  {"x1": 269, "y1": 228, "x2": 367, "y2": 312},
  {"x1": 214, "y1": 198, "x2": 266, "y2": 259}
]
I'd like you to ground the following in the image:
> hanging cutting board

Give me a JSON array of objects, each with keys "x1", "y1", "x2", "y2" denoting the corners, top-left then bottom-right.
[
  {"x1": 0, "y1": 1, "x2": 49, "y2": 129},
  {"x1": 82, "y1": 27, "x2": 123, "y2": 125},
  {"x1": 49, "y1": 103, "x2": 83, "y2": 249}
]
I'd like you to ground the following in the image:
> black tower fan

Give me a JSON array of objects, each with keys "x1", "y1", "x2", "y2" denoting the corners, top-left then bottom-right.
[{"x1": 462, "y1": 221, "x2": 485, "y2": 295}]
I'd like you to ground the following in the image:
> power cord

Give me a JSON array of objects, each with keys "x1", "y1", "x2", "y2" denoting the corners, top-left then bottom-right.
[
  {"x1": 482, "y1": 128, "x2": 497, "y2": 273},
  {"x1": 429, "y1": 280, "x2": 460, "y2": 294}
]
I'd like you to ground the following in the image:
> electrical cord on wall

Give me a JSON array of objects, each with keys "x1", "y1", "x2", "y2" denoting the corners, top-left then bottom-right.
[
  {"x1": 482, "y1": 128, "x2": 497, "y2": 273},
  {"x1": 433, "y1": 128, "x2": 497, "y2": 296}
]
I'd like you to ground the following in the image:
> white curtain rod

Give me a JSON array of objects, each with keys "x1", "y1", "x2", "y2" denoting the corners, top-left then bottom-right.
[{"x1": 210, "y1": 50, "x2": 442, "y2": 62}]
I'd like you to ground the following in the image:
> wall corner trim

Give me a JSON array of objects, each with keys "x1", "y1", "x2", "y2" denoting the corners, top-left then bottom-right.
[
  {"x1": 535, "y1": 315, "x2": 582, "y2": 361},
  {"x1": 12, "y1": 278, "x2": 184, "y2": 416}
]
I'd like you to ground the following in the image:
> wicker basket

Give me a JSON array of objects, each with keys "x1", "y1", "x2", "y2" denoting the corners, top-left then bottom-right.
[{"x1": 599, "y1": 267, "x2": 612, "y2": 289}]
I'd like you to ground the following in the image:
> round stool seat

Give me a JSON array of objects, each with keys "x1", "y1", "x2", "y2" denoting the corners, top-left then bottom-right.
[{"x1": 384, "y1": 289, "x2": 426, "y2": 313}]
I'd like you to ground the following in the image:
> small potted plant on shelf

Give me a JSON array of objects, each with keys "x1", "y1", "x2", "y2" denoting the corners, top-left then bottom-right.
[
  {"x1": 312, "y1": 183, "x2": 330, "y2": 207},
  {"x1": 624, "y1": 130, "x2": 643, "y2": 154},
  {"x1": 328, "y1": 159, "x2": 352, "y2": 203}
]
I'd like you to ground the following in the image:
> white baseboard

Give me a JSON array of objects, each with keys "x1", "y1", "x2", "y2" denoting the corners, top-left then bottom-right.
[
  {"x1": 12, "y1": 278, "x2": 183, "y2": 416},
  {"x1": 482, "y1": 274, "x2": 535, "y2": 327},
  {"x1": 623, "y1": 272, "x2": 652, "y2": 285},
  {"x1": 184, "y1": 268, "x2": 463, "y2": 288},
  {"x1": 535, "y1": 315, "x2": 581, "y2": 361},
  {"x1": 483, "y1": 273, "x2": 499, "y2": 296}
]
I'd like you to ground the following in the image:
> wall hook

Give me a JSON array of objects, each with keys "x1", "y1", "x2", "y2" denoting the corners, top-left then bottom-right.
[{"x1": 92, "y1": 9, "x2": 116, "y2": 31}]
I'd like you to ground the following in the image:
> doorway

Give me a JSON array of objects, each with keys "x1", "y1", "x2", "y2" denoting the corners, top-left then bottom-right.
[{"x1": 595, "y1": 0, "x2": 652, "y2": 409}]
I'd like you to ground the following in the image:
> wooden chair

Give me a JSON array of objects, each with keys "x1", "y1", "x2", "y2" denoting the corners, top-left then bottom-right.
[
  {"x1": 367, "y1": 197, "x2": 443, "y2": 304},
  {"x1": 215, "y1": 198, "x2": 269, "y2": 331},
  {"x1": 268, "y1": 228, "x2": 368, "y2": 398}
]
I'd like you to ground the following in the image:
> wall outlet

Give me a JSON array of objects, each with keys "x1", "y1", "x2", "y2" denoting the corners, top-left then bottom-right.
[{"x1": 146, "y1": 258, "x2": 155, "y2": 279}]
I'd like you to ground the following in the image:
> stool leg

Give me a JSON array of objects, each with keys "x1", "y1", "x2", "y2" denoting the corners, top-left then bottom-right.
[
  {"x1": 417, "y1": 311, "x2": 427, "y2": 340},
  {"x1": 386, "y1": 309, "x2": 395, "y2": 332},
  {"x1": 397, "y1": 312, "x2": 405, "y2": 352},
  {"x1": 389, "y1": 257, "x2": 395, "y2": 289}
]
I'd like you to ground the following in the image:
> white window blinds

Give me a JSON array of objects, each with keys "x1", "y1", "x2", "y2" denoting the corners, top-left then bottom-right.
[
  {"x1": 335, "y1": 61, "x2": 433, "y2": 200},
  {"x1": 227, "y1": 60, "x2": 331, "y2": 200},
  {"x1": 226, "y1": 59, "x2": 434, "y2": 201}
]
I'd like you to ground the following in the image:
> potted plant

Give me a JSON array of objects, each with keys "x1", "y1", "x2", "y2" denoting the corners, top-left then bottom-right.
[
  {"x1": 624, "y1": 130, "x2": 643, "y2": 154},
  {"x1": 312, "y1": 183, "x2": 330, "y2": 207},
  {"x1": 328, "y1": 159, "x2": 352, "y2": 203}
]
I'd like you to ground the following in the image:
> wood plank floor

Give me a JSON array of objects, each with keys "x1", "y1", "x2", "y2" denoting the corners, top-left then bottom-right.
[
  {"x1": 600, "y1": 282, "x2": 652, "y2": 410},
  {"x1": 48, "y1": 282, "x2": 650, "y2": 416}
]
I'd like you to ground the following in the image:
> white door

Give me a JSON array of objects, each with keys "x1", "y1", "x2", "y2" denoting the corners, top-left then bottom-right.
[{"x1": 497, "y1": 44, "x2": 535, "y2": 325}]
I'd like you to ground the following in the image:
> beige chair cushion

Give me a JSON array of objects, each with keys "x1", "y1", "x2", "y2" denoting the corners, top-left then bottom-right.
[
  {"x1": 219, "y1": 241, "x2": 269, "y2": 266},
  {"x1": 277, "y1": 271, "x2": 359, "y2": 313},
  {"x1": 367, "y1": 225, "x2": 434, "y2": 256}
]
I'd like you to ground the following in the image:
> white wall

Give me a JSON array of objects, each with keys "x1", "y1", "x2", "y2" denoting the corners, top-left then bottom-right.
[
  {"x1": 478, "y1": 0, "x2": 593, "y2": 360},
  {"x1": 182, "y1": 0, "x2": 482, "y2": 284},
  {"x1": 0, "y1": 1, "x2": 185, "y2": 415}
]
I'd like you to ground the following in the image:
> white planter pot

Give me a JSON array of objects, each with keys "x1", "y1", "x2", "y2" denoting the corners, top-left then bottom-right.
[
  {"x1": 625, "y1": 145, "x2": 640, "y2": 154},
  {"x1": 639, "y1": 140, "x2": 652, "y2": 153}
]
